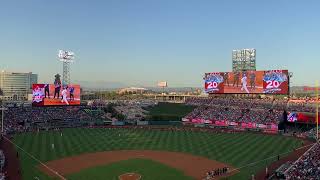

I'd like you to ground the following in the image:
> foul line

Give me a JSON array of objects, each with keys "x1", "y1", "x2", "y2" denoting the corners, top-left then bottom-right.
[
  {"x1": 2, "y1": 136, "x2": 67, "y2": 180},
  {"x1": 283, "y1": 142, "x2": 318, "y2": 174},
  {"x1": 228, "y1": 142, "x2": 316, "y2": 174},
  {"x1": 3, "y1": 134, "x2": 316, "y2": 180}
]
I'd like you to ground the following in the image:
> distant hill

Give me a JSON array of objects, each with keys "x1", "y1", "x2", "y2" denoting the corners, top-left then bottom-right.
[
  {"x1": 145, "y1": 87, "x2": 202, "y2": 93},
  {"x1": 74, "y1": 80, "x2": 201, "y2": 92},
  {"x1": 290, "y1": 86, "x2": 316, "y2": 96},
  {"x1": 73, "y1": 80, "x2": 126, "y2": 90}
]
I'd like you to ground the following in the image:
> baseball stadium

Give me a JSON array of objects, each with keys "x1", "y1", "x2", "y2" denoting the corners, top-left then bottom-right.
[
  {"x1": 1, "y1": 1, "x2": 320, "y2": 180},
  {"x1": 0, "y1": 50, "x2": 319, "y2": 180},
  {"x1": 0, "y1": 95, "x2": 319, "y2": 180}
]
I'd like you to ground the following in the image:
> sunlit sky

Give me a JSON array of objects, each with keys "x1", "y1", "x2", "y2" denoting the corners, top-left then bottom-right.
[{"x1": 0, "y1": 0, "x2": 319, "y2": 87}]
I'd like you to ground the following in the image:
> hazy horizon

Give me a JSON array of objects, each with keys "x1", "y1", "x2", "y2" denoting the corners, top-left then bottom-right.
[{"x1": 1, "y1": 0, "x2": 319, "y2": 87}]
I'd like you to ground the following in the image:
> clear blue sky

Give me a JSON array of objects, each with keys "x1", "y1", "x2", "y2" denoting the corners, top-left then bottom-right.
[{"x1": 0, "y1": 0, "x2": 319, "y2": 87}]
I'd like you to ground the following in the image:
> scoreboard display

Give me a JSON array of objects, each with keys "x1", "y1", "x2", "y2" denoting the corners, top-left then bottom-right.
[
  {"x1": 32, "y1": 84, "x2": 81, "y2": 106},
  {"x1": 204, "y1": 70, "x2": 289, "y2": 94}
]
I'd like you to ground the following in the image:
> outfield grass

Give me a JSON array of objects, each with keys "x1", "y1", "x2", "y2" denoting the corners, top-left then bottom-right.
[
  {"x1": 147, "y1": 102, "x2": 195, "y2": 120},
  {"x1": 67, "y1": 158, "x2": 193, "y2": 180},
  {"x1": 13, "y1": 128, "x2": 303, "y2": 180}
]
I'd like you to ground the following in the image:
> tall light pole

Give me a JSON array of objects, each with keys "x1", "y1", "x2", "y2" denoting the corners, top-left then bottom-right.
[{"x1": 58, "y1": 50, "x2": 75, "y2": 85}]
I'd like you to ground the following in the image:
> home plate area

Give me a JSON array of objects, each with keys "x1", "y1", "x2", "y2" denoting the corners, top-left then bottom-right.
[{"x1": 118, "y1": 173, "x2": 142, "y2": 180}]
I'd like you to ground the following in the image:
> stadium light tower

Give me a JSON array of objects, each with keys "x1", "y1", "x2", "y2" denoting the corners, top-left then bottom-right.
[{"x1": 58, "y1": 50, "x2": 75, "y2": 85}]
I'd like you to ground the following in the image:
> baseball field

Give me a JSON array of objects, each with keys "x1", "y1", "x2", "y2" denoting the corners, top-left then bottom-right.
[{"x1": 12, "y1": 127, "x2": 303, "y2": 180}]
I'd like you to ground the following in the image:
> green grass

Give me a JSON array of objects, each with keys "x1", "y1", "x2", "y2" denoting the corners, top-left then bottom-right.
[
  {"x1": 67, "y1": 158, "x2": 193, "y2": 180},
  {"x1": 147, "y1": 102, "x2": 195, "y2": 120},
  {"x1": 13, "y1": 128, "x2": 303, "y2": 180}
]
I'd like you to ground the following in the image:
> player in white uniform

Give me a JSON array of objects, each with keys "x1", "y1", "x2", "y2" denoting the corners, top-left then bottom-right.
[
  {"x1": 241, "y1": 74, "x2": 250, "y2": 93},
  {"x1": 61, "y1": 87, "x2": 69, "y2": 105}
]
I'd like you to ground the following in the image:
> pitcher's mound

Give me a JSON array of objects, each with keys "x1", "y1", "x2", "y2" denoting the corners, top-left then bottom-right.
[{"x1": 118, "y1": 173, "x2": 141, "y2": 180}]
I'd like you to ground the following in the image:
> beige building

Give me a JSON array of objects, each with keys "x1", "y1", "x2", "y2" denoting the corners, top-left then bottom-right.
[{"x1": 0, "y1": 71, "x2": 38, "y2": 101}]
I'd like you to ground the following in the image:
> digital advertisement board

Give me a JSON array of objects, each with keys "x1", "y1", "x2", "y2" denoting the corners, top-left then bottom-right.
[
  {"x1": 287, "y1": 112, "x2": 317, "y2": 124},
  {"x1": 32, "y1": 84, "x2": 80, "y2": 106},
  {"x1": 287, "y1": 112, "x2": 298, "y2": 122},
  {"x1": 204, "y1": 70, "x2": 289, "y2": 94}
]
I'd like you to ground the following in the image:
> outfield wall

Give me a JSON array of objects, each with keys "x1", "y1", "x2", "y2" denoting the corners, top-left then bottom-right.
[{"x1": 182, "y1": 118, "x2": 278, "y2": 133}]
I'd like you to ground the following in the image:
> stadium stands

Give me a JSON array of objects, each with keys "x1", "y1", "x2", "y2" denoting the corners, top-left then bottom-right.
[
  {"x1": 285, "y1": 142, "x2": 320, "y2": 179},
  {"x1": 186, "y1": 97, "x2": 316, "y2": 113},
  {"x1": 2, "y1": 97, "x2": 319, "y2": 180},
  {"x1": 2, "y1": 100, "x2": 157, "y2": 134},
  {"x1": 4, "y1": 106, "x2": 94, "y2": 133},
  {"x1": 0, "y1": 150, "x2": 5, "y2": 180},
  {"x1": 185, "y1": 97, "x2": 283, "y2": 124}
]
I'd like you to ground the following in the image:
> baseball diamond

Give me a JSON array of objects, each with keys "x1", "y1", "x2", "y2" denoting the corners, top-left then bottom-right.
[{"x1": 11, "y1": 127, "x2": 304, "y2": 180}]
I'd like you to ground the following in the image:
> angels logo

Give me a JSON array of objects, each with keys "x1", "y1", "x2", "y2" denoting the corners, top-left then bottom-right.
[
  {"x1": 32, "y1": 87, "x2": 44, "y2": 103},
  {"x1": 287, "y1": 112, "x2": 298, "y2": 122},
  {"x1": 205, "y1": 74, "x2": 223, "y2": 93},
  {"x1": 263, "y1": 70, "x2": 288, "y2": 93}
]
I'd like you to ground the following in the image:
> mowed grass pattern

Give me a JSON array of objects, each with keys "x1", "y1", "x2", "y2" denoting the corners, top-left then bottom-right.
[
  {"x1": 67, "y1": 158, "x2": 193, "y2": 180},
  {"x1": 13, "y1": 128, "x2": 302, "y2": 180},
  {"x1": 148, "y1": 102, "x2": 195, "y2": 117}
]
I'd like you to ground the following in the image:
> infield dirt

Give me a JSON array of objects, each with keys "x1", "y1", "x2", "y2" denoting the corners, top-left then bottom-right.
[{"x1": 39, "y1": 150, "x2": 238, "y2": 179}]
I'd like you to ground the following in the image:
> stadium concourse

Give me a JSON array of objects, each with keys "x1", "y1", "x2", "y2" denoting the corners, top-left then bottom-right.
[{"x1": 0, "y1": 97, "x2": 319, "y2": 180}]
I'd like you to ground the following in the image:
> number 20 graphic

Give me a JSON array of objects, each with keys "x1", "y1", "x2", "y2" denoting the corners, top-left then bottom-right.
[
  {"x1": 207, "y1": 82, "x2": 218, "y2": 89},
  {"x1": 266, "y1": 80, "x2": 280, "y2": 89}
]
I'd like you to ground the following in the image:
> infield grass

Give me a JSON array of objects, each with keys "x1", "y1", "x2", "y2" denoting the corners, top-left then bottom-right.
[{"x1": 67, "y1": 158, "x2": 193, "y2": 180}]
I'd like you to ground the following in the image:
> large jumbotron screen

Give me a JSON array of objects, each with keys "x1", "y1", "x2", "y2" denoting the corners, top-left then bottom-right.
[
  {"x1": 32, "y1": 84, "x2": 80, "y2": 106},
  {"x1": 204, "y1": 70, "x2": 289, "y2": 94}
]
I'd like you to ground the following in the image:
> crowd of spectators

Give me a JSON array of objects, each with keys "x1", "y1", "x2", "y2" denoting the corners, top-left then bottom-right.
[
  {"x1": 2, "y1": 100, "x2": 158, "y2": 134},
  {"x1": 0, "y1": 173, "x2": 4, "y2": 180},
  {"x1": 0, "y1": 150, "x2": 4, "y2": 180},
  {"x1": 305, "y1": 127, "x2": 320, "y2": 140},
  {"x1": 187, "y1": 106, "x2": 281, "y2": 124},
  {"x1": 3, "y1": 106, "x2": 96, "y2": 133},
  {"x1": 185, "y1": 106, "x2": 241, "y2": 122},
  {"x1": 186, "y1": 97, "x2": 315, "y2": 113},
  {"x1": 285, "y1": 142, "x2": 320, "y2": 179},
  {"x1": 184, "y1": 97, "x2": 320, "y2": 125}
]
